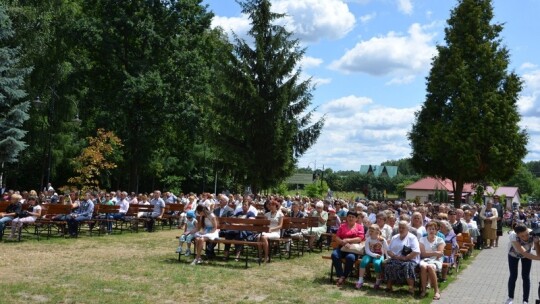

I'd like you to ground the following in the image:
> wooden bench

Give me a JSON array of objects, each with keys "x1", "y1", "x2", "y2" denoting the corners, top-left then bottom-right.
[
  {"x1": 95, "y1": 204, "x2": 120, "y2": 234},
  {"x1": 321, "y1": 236, "x2": 361, "y2": 283},
  {"x1": 268, "y1": 217, "x2": 309, "y2": 259},
  {"x1": 125, "y1": 205, "x2": 154, "y2": 232},
  {"x1": 178, "y1": 217, "x2": 270, "y2": 268},
  {"x1": 319, "y1": 215, "x2": 339, "y2": 251},
  {"x1": 37, "y1": 204, "x2": 72, "y2": 239},
  {"x1": 160, "y1": 203, "x2": 184, "y2": 229}
]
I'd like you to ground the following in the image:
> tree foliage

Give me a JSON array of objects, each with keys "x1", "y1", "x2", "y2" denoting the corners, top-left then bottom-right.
[
  {"x1": 208, "y1": 0, "x2": 324, "y2": 194},
  {"x1": 68, "y1": 129, "x2": 122, "y2": 191},
  {"x1": 408, "y1": 0, "x2": 527, "y2": 207},
  {"x1": 0, "y1": 4, "x2": 30, "y2": 164}
]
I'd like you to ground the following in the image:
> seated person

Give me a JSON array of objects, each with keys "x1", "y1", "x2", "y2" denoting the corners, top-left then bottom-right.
[
  {"x1": 356, "y1": 224, "x2": 387, "y2": 289},
  {"x1": 0, "y1": 193, "x2": 23, "y2": 240},
  {"x1": 8, "y1": 196, "x2": 42, "y2": 240},
  {"x1": 419, "y1": 221, "x2": 444, "y2": 300},
  {"x1": 384, "y1": 221, "x2": 420, "y2": 295},
  {"x1": 140, "y1": 190, "x2": 165, "y2": 231},
  {"x1": 301, "y1": 201, "x2": 328, "y2": 250},
  {"x1": 176, "y1": 211, "x2": 198, "y2": 256},
  {"x1": 66, "y1": 192, "x2": 95, "y2": 237}
]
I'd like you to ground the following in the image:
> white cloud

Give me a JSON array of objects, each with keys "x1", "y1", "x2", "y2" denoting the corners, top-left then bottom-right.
[
  {"x1": 386, "y1": 75, "x2": 415, "y2": 85},
  {"x1": 299, "y1": 56, "x2": 323, "y2": 69},
  {"x1": 520, "y1": 62, "x2": 538, "y2": 70},
  {"x1": 397, "y1": 0, "x2": 413, "y2": 15},
  {"x1": 519, "y1": 69, "x2": 540, "y2": 116},
  {"x1": 330, "y1": 23, "x2": 437, "y2": 78},
  {"x1": 360, "y1": 13, "x2": 376, "y2": 24},
  {"x1": 211, "y1": 0, "x2": 356, "y2": 44},
  {"x1": 312, "y1": 77, "x2": 332, "y2": 86},
  {"x1": 299, "y1": 95, "x2": 418, "y2": 170},
  {"x1": 211, "y1": 15, "x2": 251, "y2": 40},
  {"x1": 272, "y1": 0, "x2": 356, "y2": 42}
]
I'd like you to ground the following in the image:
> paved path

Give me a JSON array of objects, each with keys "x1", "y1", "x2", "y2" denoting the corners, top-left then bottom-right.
[{"x1": 438, "y1": 232, "x2": 540, "y2": 304}]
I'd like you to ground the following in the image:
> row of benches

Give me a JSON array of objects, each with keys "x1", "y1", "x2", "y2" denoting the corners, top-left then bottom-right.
[
  {"x1": 176, "y1": 215, "x2": 324, "y2": 268},
  {"x1": 0, "y1": 202, "x2": 185, "y2": 241}
]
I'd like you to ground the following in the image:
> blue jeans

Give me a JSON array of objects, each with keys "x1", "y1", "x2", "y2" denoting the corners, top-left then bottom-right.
[
  {"x1": 67, "y1": 215, "x2": 92, "y2": 236},
  {"x1": 508, "y1": 254, "x2": 531, "y2": 302},
  {"x1": 0, "y1": 216, "x2": 14, "y2": 237},
  {"x1": 331, "y1": 248, "x2": 357, "y2": 278}
]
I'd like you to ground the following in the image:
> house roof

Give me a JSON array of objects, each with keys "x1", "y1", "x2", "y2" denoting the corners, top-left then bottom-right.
[
  {"x1": 359, "y1": 165, "x2": 398, "y2": 178},
  {"x1": 484, "y1": 186, "x2": 519, "y2": 198},
  {"x1": 405, "y1": 177, "x2": 475, "y2": 192}
]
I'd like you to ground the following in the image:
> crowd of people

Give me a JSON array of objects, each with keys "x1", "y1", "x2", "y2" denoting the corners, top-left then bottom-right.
[{"x1": 3, "y1": 186, "x2": 540, "y2": 302}]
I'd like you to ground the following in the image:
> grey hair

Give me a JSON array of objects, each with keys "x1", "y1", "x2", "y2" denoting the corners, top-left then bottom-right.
[
  {"x1": 315, "y1": 201, "x2": 324, "y2": 208},
  {"x1": 440, "y1": 220, "x2": 452, "y2": 231}
]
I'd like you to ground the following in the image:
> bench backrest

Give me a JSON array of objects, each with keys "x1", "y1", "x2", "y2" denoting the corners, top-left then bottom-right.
[
  {"x1": 306, "y1": 216, "x2": 320, "y2": 228},
  {"x1": 166, "y1": 204, "x2": 184, "y2": 213},
  {"x1": 286, "y1": 217, "x2": 309, "y2": 230},
  {"x1": 217, "y1": 217, "x2": 270, "y2": 233},
  {"x1": 42, "y1": 204, "x2": 72, "y2": 218},
  {"x1": 0, "y1": 201, "x2": 10, "y2": 213},
  {"x1": 98, "y1": 205, "x2": 120, "y2": 214}
]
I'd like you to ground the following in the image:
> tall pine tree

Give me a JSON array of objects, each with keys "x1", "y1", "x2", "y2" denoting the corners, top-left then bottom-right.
[
  {"x1": 0, "y1": 5, "x2": 31, "y2": 166},
  {"x1": 408, "y1": 0, "x2": 527, "y2": 207},
  {"x1": 209, "y1": 0, "x2": 324, "y2": 193}
]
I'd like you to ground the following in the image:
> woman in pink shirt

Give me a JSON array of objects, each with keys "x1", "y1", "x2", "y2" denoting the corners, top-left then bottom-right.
[{"x1": 332, "y1": 211, "x2": 365, "y2": 287}]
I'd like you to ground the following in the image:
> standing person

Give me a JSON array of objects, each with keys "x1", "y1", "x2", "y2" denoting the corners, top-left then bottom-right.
[
  {"x1": 332, "y1": 211, "x2": 365, "y2": 287},
  {"x1": 480, "y1": 200, "x2": 498, "y2": 249},
  {"x1": 494, "y1": 195, "x2": 504, "y2": 247},
  {"x1": 505, "y1": 224, "x2": 540, "y2": 304}
]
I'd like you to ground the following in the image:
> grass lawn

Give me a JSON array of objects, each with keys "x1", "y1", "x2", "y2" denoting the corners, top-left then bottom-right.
[{"x1": 0, "y1": 227, "x2": 476, "y2": 304}]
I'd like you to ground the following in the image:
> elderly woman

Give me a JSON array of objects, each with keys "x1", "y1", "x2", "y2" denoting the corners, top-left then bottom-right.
[
  {"x1": 384, "y1": 220, "x2": 420, "y2": 295},
  {"x1": 419, "y1": 221, "x2": 444, "y2": 300},
  {"x1": 302, "y1": 201, "x2": 328, "y2": 251},
  {"x1": 332, "y1": 211, "x2": 365, "y2": 286},
  {"x1": 480, "y1": 200, "x2": 498, "y2": 249},
  {"x1": 439, "y1": 220, "x2": 458, "y2": 281},
  {"x1": 375, "y1": 212, "x2": 393, "y2": 243}
]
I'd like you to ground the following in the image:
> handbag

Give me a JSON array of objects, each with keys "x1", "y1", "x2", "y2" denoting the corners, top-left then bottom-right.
[
  {"x1": 401, "y1": 245, "x2": 413, "y2": 256},
  {"x1": 341, "y1": 243, "x2": 365, "y2": 255}
]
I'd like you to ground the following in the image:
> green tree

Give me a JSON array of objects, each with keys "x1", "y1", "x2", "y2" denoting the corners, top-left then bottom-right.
[
  {"x1": 209, "y1": 0, "x2": 324, "y2": 194},
  {"x1": 505, "y1": 164, "x2": 537, "y2": 195},
  {"x1": 408, "y1": 0, "x2": 527, "y2": 208},
  {"x1": 0, "y1": 4, "x2": 31, "y2": 184}
]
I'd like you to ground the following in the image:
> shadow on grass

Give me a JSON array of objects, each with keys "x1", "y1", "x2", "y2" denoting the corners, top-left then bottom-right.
[{"x1": 162, "y1": 256, "x2": 268, "y2": 270}]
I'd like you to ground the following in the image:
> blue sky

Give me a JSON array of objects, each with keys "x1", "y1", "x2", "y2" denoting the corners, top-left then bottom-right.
[{"x1": 203, "y1": 0, "x2": 540, "y2": 171}]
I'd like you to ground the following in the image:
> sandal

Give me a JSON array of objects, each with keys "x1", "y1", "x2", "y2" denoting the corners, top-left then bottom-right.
[
  {"x1": 420, "y1": 290, "x2": 427, "y2": 298},
  {"x1": 336, "y1": 277, "x2": 345, "y2": 286},
  {"x1": 433, "y1": 292, "x2": 441, "y2": 300},
  {"x1": 355, "y1": 281, "x2": 363, "y2": 289}
]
